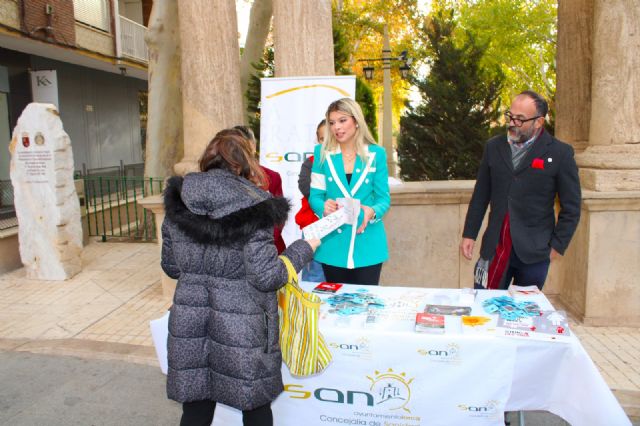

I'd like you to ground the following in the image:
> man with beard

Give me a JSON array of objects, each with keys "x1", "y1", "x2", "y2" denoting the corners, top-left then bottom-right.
[{"x1": 460, "y1": 91, "x2": 581, "y2": 290}]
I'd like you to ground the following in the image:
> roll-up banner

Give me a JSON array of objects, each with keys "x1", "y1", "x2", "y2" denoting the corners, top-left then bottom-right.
[{"x1": 259, "y1": 76, "x2": 356, "y2": 245}]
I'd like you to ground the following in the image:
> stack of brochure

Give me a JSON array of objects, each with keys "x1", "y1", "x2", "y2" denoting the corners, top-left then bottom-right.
[
  {"x1": 496, "y1": 310, "x2": 572, "y2": 342},
  {"x1": 415, "y1": 313, "x2": 445, "y2": 334}
]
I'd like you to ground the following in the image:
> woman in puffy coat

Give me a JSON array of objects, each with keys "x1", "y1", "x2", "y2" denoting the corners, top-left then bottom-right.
[{"x1": 161, "y1": 129, "x2": 319, "y2": 426}]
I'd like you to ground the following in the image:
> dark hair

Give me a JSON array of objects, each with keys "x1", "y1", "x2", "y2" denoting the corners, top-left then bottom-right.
[
  {"x1": 518, "y1": 90, "x2": 548, "y2": 118},
  {"x1": 232, "y1": 125, "x2": 256, "y2": 143},
  {"x1": 316, "y1": 119, "x2": 326, "y2": 131},
  {"x1": 199, "y1": 129, "x2": 267, "y2": 188}
]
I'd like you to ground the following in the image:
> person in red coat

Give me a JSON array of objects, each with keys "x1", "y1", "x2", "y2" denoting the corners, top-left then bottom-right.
[
  {"x1": 261, "y1": 165, "x2": 286, "y2": 253},
  {"x1": 233, "y1": 126, "x2": 286, "y2": 254},
  {"x1": 295, "y1": 120, "x2": 327, "y2": 282}
]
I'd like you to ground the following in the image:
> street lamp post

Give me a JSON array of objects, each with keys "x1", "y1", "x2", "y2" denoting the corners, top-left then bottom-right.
[
  {"x1": 382, "y1": 26, "x2": 394, "y2": 177},
  {"x1": 358, "y1": 25, "x2": 411, "y2": 178}
]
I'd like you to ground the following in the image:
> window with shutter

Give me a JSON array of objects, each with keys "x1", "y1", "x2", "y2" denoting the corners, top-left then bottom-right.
[{"x1": 73, "y1": 0, "x2": 111, "y2": 33}]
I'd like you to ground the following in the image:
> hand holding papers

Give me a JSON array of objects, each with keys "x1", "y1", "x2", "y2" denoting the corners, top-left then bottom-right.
[
  {"x1": 302, "y1": 207, "x2": 346, "y2": 240},
  {"x1": 336, "y1": 198, "x2": 361, "y2": 225},
  {"x1": 302, "y1": 198, "x2": 361, "y2": 240}
]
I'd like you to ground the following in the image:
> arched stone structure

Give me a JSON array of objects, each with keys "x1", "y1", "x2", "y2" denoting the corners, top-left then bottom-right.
[
  {"x1": 555, "y1": 0, "x2": 640, "y2": 325},
  {"x1": 140, "y1": 1, "x2": 639, "y2": 327}
]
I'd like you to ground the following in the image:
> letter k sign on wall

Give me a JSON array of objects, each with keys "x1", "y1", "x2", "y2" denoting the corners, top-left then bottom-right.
[
  {"x1": 36, "y1": 75, "x2": 52, "y2": 86},
  {"x1": 30, "y1": 70, "x2": 59, "y2": 108}
]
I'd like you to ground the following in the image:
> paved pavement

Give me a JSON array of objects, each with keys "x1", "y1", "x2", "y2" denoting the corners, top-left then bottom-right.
[
  {"x1": 0, "y1": 240, "x2": 638, "y2": 424},
  {"x1": 0, "y1": 351, "x2": 584, "y2": 426},
  {"x1": 0, "y1": 351, "x2": 180, "y2": 425}
]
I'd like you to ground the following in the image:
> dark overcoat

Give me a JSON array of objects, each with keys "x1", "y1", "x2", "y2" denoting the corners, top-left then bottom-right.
[
  {"x1": 161, "y1": 169, "x2": 313, "y2": 410},
  {"x1": 463, "y1": 130, "x2": 581, "y2": 264}
]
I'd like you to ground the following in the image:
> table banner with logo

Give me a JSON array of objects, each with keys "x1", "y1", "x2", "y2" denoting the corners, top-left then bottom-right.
[
  {"x1": 213, "y1": 332, "x2": 514, "y2": 426},
  {"x1": 163, "y1": 285, "x2": 629, "y2": 426},
  {"x1": 280, "y1": 332, "x2": 515, "y2": 426},
  {"x1": 259, "y1": 76, "x2": 356, "y2": 246},
  {"x1": 212, "y1": 286, "x2": 517, "y2": 426}
]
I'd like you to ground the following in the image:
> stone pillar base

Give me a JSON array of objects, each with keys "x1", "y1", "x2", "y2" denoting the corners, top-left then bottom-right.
[
  {"x1": 559, "y1": 191, "x2": 640, "y2": 326},
  {"x1": 579, "y1": 169, "x2": 640, "y2": 192},
  {"x1": 138, "y1": 194, "x2": 176, "y2": 302},
  {"x1": 577, "y1": 145, "x2": 640, "y2": 191}
]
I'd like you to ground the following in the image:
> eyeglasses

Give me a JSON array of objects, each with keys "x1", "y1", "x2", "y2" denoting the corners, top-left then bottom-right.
[{"x1": 504, "y1": 111, "x2": 542, "y2": 127}]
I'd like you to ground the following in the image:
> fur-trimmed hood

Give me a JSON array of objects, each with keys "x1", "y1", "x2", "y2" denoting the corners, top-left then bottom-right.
[{"x1": 163, "y1": 170, "x2": 290, "y2": 244}]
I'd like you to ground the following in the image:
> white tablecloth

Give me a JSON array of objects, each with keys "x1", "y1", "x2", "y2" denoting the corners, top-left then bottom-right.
[{"x1": 208, "y1": 284, "x2": 630, "y2": 425}]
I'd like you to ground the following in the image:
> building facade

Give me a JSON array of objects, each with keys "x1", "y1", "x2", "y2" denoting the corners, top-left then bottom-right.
[{"x1": 0, "y1": 0, "x2": 151, "y2": 182}]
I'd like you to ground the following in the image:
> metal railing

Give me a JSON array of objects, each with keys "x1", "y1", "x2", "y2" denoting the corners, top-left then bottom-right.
[
  {"x1": 79, "y1": 162, "x2": 145, "y2": 201},
  {"x1": 0, "y1": 163, "x2": 160, "y2": 240},
  {"x1": 82, "y1": 176, "x2": 164, "y2": 242},
  {"x1": 120, "y1": 15, "x2": 148, "y2": 63},
  {"x1": 0, "y1": 180, "x2": 17, "y2": 230}
]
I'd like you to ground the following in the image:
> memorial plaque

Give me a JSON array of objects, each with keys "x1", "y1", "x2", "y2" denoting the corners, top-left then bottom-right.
[
  {"x1": 15, "y1": 132, "x2": 54, "y2": 184},
  {"x1": 9, "y1": 103, "x2": 82, "y2": 280}
]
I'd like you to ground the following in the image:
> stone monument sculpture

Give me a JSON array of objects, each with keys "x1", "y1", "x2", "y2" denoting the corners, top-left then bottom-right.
[{"x1": 8, "y1": 103, "x2": 82, "y2": 280}]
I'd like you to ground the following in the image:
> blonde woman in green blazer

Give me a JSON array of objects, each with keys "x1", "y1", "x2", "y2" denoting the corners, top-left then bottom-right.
[{"x1": 308, "y1": 98, "x2": 391, "y2": 285}]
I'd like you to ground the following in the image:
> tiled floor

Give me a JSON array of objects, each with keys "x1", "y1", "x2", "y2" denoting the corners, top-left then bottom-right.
[
  {"x1": 0, "y1": 242, "x2": 170, "y2": 345},
  {"x1": 0, "y1": 240, "x2": 638, "y2": 418},
  {"x1": 573, "y1": 324, "x2": 640, "y2": 396},
  {"x1": 77, "y1": 283, "x2": 169, "y2": 346}
]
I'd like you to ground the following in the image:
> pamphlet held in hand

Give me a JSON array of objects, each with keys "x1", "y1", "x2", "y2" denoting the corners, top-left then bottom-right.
[
  {"x1": 302, "y1": 198, "x2": 361, "y2": 240},
  {"x1": 336, "y1": 198, "x2": 360, "y2": 225}
]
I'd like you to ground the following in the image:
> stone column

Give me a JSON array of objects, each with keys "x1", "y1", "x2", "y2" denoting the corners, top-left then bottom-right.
[
  {"x1": 272, "y1": 0, "x2": 334, "y2": 76},
  {"x1": 554, "y1": 0, "x2": 640, "y2": 326},
  {"x1": 575, "y1": 0, "x2": 640, "y2": 191},
  {"x1": 173, "y1": 0, "x2": 244, "y2": 175},
  {"x1": 144, "y1": 0, "x2": 183, "y2": 179},
  {"x1": 554, "y1": 0, "x2": 593, "y2": 153}
]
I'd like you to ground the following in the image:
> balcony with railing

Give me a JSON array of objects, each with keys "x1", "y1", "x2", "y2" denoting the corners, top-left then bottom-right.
[{"x1": 119, "y1": 15, "x2": 148, "y2": 64}]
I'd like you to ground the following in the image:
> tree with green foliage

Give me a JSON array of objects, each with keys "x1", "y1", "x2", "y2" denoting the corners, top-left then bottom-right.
[
  {"x1": 334, "y1": 0, "x2": 425, "y2": 132},
  {"x1": 333, "y1": 16, "x2": 378, "y2": 140},
  {"x1": 453, "y1": 0, "x2": 557, "y2": 115},
  {"x1": 246, "y1": 47, "x2": 274, "y2": 147},
  {"x1": 355, "y1": 78, "x2": 378, "y2": 141},
  {"x1": 397, "y1": 9, "x2": 504, "y2": 181}
]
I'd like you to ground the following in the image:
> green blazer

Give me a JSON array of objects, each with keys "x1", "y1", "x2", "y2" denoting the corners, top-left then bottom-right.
[{"x1": 309, "y1": 143, "x2": 390, "y2": 269}]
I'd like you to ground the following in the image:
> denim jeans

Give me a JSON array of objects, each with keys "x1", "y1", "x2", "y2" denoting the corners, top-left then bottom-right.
[
  {"x1": 301, "y1": 259, "x2": 326, "y2": 283},
  {"x1": 503, "y1": 249, "x2": 551, "y2": 290}
]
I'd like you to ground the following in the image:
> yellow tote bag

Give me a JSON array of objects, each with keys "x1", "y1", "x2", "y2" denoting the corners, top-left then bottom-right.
[{"x1": 278, "y1": 255, "x2": 332, "y2": 377}]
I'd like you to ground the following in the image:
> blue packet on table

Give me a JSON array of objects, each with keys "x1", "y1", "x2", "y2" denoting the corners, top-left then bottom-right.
[
  {"x1": 326, "y1": 292, "x2": 386, "y2": 316},
  {"x1": 337, "y1": 306, "x2": 367, "y2": 316},
  {"x1": 483, "y1": 296, "x2": 541, "y2": 320}
]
